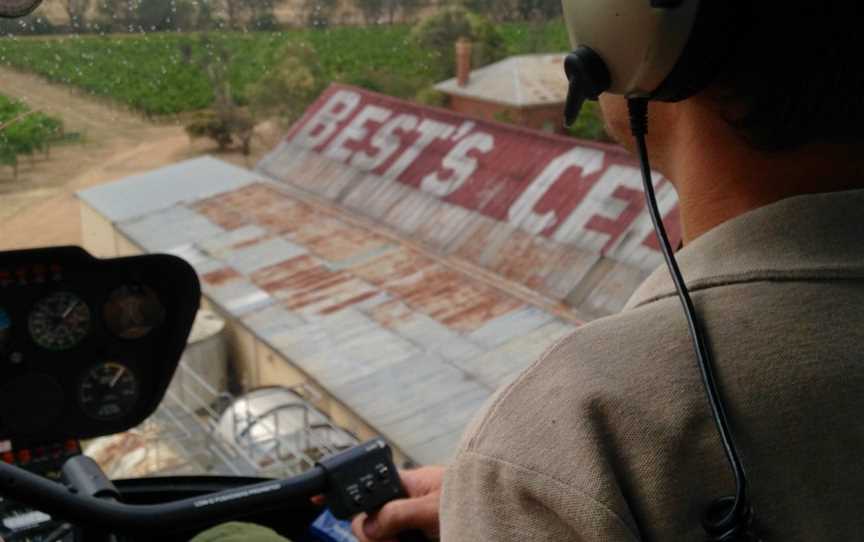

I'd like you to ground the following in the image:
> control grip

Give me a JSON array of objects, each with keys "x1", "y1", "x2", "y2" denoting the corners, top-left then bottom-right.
[{"x1": 318, "y1": 439, "x2": 431, "y2": 541}]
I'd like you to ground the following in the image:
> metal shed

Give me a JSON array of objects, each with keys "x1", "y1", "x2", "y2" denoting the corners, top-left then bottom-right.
[{"x1": 78, "y1": 85, "x2": 678, "y2": 465}]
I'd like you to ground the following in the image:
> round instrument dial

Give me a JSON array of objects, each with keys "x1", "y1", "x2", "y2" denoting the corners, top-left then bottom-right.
[
  {"x1": 103, "y1": 284, "x2": 165, "y2": 340},
  {"x1": 29, "y1": 292, "x2": 91, "y2": 351},
  {"x1": 78, "y1": 362, "x2": 140, "y2": 421}
]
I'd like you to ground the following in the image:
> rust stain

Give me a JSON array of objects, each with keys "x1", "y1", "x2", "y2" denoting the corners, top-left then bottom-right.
[
  {"x1": 351, "y1": 248, "x2": 437, "y2": 287},
  {"x1": 291, "y1": 217, "x2": 388, "y2": 264},
  {"x1": 370, "y1": 299, "x2": 416, "y2": 328},
  {"x1": 192, "y1": 200, "x2": 248, "y2": 231},
  {"x1": 202, "y1": 267, "x2": 242, "y2": 286},
  {"x1": 319, "y1": 291, "x2": 379, "y2": 315}
]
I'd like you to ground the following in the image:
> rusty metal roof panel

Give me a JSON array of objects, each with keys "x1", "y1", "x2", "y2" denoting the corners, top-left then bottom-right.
[
  {"x1": 258, "y1": 85, "x2": 681, "y2": 317},
  {"x1": 241, "y1": 305, "x2": 307, "y2": 338},
  {"x1": 332, "y1": 353, "x2": 489, "y2": 429},
  {"x1": 85, "y1": 155, "x2": 578, "y2": 464},
  {"x1": 467, "y1": 305, "x2": 556, "y2": 350},
  {"x1": 196, "y1": 225, "x2": 271, "y2": 258},
  {"x1": 378, "y1": 384, "x2": 490, "y2": 451},
  {"x1": 83, "y1": 83, "x2": 684, "y2": 463},
  {"x1": 380, "y1": 306, "x2": 486, "y2": 364},
  {"x1": 204, "y1": 276, "x2": 275, "y2": 317},
  {"x1": 222, "y1": 238, "x2": 308, "y2": 276},
  {"x1": 165, "y1": 245, "x2": 226, "y2": 278},
  {"x1": 455, "y1": 319, "x2": 576, "y2": 390},
  {"x1": 119, "y1": 206, "x2": 225, "y2": 253}
]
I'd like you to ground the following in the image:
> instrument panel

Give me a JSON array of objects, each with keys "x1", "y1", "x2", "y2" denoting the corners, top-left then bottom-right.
[{"x1": 0, "y1": 246, "x2": 200, "y2": 445}]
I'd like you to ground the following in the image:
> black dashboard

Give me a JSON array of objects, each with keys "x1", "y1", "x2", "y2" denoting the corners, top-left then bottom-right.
[{"x1": 0, "y1": 246, "x2": 200, "y2": 446}]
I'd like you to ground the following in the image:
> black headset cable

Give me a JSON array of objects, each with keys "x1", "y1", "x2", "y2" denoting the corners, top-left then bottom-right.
[{"x1": 627, "y1": 98, "x2": 758, "y2": 542}]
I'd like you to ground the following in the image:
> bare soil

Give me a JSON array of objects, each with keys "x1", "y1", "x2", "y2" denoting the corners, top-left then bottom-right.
[{"x1": 0, "y1": 67, "x2": 279, "y2": 251}]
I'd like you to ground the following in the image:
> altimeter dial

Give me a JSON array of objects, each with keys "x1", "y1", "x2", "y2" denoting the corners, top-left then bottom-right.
[
  {"x1": 78, "y1": 362, "x2": 140, "y2": 421},
  {"x1": 29, "y1": 291, "x2": 91, "y2": 351}
]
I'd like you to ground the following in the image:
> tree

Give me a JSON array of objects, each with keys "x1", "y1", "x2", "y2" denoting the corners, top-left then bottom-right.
[
  {"x1": 136, "y1": 0, "x2": 195, "y2": 30},
  {"x1": 223, "y1": 0, "x2": 244, "y2": 28},
  {"x1": 304, "y1": 0, "x2": 338, "y2": 28},
  {"x1": 513, "y1": 0, "x2": 560, "y2": 20},
  {"x1": 95, "y1": 0, "x2": 132, "y2": 31},
  {"x1": 248, "y1": 42, "x2": 324, "y2": 127},
  {"x1": 379, "y1": 0, "x2": 421, "y2": 24},
  {"x1": 185, "y1": 109, "x2": 254, "y2": 154},
  {"x1": 356, "y1": 0, "x2": 384, "y2": 24},
  {"x1": 0, "y1": 97, "x2": 63, "y2": 180},
  {"x1": 181, "y1": 35, "x2": 255, "y2": 155},
  {"x1": 247, "y1": 0, "x2": 279, "y2": 29},
  {"x1": 410, "y1": 6, "x2": 505, "y2": 79},
  {"x1": 64, "y1": 0, "x2": 91, "y2": 30}
]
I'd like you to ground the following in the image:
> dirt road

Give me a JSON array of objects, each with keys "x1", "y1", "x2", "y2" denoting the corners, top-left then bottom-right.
[{"x1": 0, "y1": 67, "x2": 271, "y2": 250}]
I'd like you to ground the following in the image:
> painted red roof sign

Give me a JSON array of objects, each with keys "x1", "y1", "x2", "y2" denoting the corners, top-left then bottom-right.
[{"x1": 261, "y1": 85, "x2": 681, "y2": 317}]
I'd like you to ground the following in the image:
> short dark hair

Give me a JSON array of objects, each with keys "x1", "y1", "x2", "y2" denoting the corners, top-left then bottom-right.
[{"x1": 713, "y1": 2, "x2": 864, "y2": 151}]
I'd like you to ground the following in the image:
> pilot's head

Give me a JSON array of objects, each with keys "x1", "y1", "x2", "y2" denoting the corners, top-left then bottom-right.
[{"x1": 563, "y1": 2, "x2": 864, "y2": 163}]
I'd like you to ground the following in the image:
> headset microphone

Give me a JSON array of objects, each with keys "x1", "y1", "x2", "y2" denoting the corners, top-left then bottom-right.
[
  {"x1": 0, "y1": 0, "x2": 42, "y2": 18},
  {"x1": 563, "y1": 47, "x2": 609, "y2": 127},
  {"x1": 562, "y1": 1, "x2": 759, "y2": 540}
]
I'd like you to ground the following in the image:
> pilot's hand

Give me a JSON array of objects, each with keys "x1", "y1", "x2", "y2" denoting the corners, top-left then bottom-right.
[{"x1": 351, "y1": 465, "x2": 444, "y2": 542}]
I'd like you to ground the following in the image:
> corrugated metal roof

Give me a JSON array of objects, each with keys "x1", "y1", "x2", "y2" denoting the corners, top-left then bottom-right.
[
  {"x1": 435, "y1": 53, "x2": 568, "y2": 108},
  {"x1": 259, "y1": 84, "x2": 681, "y2": 319},
  {"x1": 78, "y1": 86, "x2": 680, "y2": 464},
  {"x1": 79, "y1": 159, "x2": 578, "y2": 464},
  {"x1": 77, "y1": 156, "x2": 258, "y2": 222}
]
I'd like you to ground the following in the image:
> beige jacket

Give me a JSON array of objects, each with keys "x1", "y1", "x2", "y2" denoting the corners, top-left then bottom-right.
[{"x1": 440, "y1": 189, "x2": 864, "y2": 541}]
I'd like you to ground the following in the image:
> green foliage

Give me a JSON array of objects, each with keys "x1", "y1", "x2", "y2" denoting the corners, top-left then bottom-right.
[
  {"x1": 566, "y1": 100, "x2": 610, "y2": 142},
  {"x1": 0, "y1": 15, "x2": 57, "y2": 35},
  {"x1": 0, "y1": 20, "x2": 608, "y2": 142},
  {"x1": 410, "y1": 6, "x2": 505, "y2": 79},
  {"x1": 498, "y1": 19, "x2": 569, "y2": 54},
  {"x1": 136, "y1": 0, "x2": 196, "y2": 31},
  {"x1": 0, "y1": 28, "x2": 440, "y2": 115},
  {"x1": 185, "y1": 109, "x2": 255, "y2": 153},
  {"x1": 414, "y1": 86, "x2": 447, "y2": 107},
  {"x1": 0, "y1": 95, "x2": 64, "y2": 177},
  {"x1": 248, "y1": 42, "x2": 325, "y2": 126},
  {"x1": 355, "y1": 0, "x2": 385, "y2": 24},
  {"x1": 305, "y1": 0, "x2": 338, "y2": 28}
]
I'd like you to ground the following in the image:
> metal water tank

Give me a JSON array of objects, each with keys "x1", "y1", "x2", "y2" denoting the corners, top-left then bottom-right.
[
  {"x1": 216, "y1": 387, "x2": 356, "y2": 470},
  {"x1": 169, "y1": 309, "x2": 228, "y2": 406}
]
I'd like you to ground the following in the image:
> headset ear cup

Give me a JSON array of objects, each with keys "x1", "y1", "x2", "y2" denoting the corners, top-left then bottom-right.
[{"x1": 651, "y1": 1, "x2": 747, "y2": 102}]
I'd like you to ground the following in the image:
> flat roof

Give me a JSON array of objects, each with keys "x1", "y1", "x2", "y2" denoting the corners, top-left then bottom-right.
[{"x1": 434, "y1": 53, "x2": 568, "y2": 108}]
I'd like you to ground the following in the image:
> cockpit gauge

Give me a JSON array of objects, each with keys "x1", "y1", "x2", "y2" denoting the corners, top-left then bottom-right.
[
  {"x1": 28, "y1": 291, "x2": 91, "y2": 351},
  {"x1": 78, "y1": 362, "x2": 140, "y2": 421},
  {"x1": 103, "y1": 284, "x2": 165, "y2": 340}
]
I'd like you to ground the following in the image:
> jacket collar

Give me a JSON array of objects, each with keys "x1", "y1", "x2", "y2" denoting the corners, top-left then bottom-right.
[{"x1": 626, "y1": 189, "x2": 864, "y2": 310}]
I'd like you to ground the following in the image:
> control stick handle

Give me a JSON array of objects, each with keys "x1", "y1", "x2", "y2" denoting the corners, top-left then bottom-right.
[{"x1": 0, "y1": 438, "x2": 429, "y2": 540}]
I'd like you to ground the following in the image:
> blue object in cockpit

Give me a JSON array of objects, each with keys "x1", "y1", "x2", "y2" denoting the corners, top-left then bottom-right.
[
  {"x1": 308, "y1": 509, "x2": 358, "y2": 542},
  {"x1": 0, "y1": 307, "x2": 10, "y2": 353}
]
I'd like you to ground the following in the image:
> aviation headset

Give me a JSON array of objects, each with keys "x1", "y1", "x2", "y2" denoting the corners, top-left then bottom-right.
[{"x1": 561, "y1": 2, "x2": 761, "y2": 542}]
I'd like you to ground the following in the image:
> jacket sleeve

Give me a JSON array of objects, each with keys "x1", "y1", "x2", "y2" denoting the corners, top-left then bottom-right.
[{"x1": 440, "y1": 449, "x2": 641, "y2": 542}]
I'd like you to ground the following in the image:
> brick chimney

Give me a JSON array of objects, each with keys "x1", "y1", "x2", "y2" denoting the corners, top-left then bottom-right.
[{"x1": 456, "y1": 38, "x2": 472, "y2": 87}]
